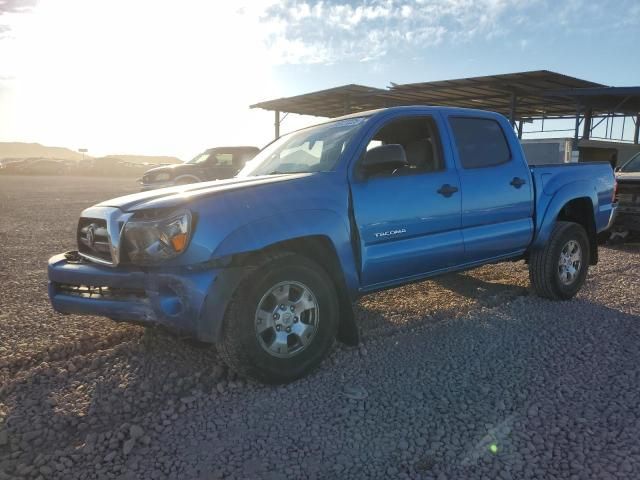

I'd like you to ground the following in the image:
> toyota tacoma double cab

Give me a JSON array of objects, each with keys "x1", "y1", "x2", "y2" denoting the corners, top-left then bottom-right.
[{"x1": 48, "y1": 107, "x2": 616, "y2": 383}]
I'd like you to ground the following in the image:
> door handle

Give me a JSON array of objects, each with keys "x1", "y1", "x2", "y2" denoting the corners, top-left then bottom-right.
[
  {"x1": 437, "y1": 184, "x2": 459, "y2": 197},
  {"x1": 510, "y1": 177, "x2": 526, "y2": 188}
]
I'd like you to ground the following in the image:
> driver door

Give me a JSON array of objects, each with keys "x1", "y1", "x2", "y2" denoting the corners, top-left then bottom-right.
[{"x1": 350, "y1": 114, "x2": 463, "y2": 289}]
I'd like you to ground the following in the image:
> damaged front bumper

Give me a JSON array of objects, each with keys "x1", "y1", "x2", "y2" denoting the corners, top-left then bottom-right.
[{"x1": 48, "y1": 251, "x2": 247, "y2": 342}]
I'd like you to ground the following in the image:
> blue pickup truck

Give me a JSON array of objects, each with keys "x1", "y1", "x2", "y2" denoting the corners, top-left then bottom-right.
[{"x1": 48, "y1": 107, "x2": 616, "y2": 383}]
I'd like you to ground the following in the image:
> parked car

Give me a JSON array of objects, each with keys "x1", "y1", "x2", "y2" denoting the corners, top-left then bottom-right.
[
  {"x1": 613, "y1": 152, "x2": 640, "y2": 236},
  {"x1": 48, "y1": 106, "x2": 616, "y2": 383},
  {"x1": 139, "y1": 146, "x2": 259, "y2": 190}
]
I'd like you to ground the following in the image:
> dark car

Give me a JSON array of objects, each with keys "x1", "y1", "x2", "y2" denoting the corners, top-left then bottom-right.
[
  {"x1": 612, "y1": 152, "x2": 640, "y2": 237},
  {"x1": 139, "y1": 146, "x2": 259, "y2": 191}
]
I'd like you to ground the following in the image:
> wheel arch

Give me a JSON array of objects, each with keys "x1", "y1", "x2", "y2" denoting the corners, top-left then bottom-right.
[
  {"x1": 174, "y1": 174, "x2": 202, "y2": 185},
  {"x1": 533, "y1": 182, "x2": 599, "y2": 265}
]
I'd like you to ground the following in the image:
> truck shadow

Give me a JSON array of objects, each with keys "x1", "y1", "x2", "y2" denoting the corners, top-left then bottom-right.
[{"x1": 356, "y1": 267, "x2": 530, "y2": 339}]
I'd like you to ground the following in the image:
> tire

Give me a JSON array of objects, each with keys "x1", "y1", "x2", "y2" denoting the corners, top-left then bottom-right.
[
  {"x1": 529, "y1": 221, "x2": 590, "y2": 300},
  {"x1": 217, "y1": 254, "x2": 339, "y2": 384}
]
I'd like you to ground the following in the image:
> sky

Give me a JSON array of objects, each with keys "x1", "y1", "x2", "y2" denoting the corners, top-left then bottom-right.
[{"x1": 0, "y1": 0, "x2": 639, "y2": 160}]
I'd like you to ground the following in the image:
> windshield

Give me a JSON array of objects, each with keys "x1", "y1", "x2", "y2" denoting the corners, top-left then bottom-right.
[
  {"x1": 621, "y1": 153, "x2": 640, "y2": 172},
  {"x1": 187, "y1": 152, "x2": 211, "y2": 164},
  {"x1": 238, "y1": 117, "x2": 368, "y2": 177}
]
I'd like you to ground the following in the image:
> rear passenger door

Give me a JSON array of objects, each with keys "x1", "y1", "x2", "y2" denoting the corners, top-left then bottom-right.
[{"x1": 446, "y1": 115, "x2": 534, "y2": 263}]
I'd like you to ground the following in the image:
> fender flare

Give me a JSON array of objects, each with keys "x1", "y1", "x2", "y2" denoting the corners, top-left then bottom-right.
[{"x1": 532, "y1": 179, "x2": 598, "y2": 249}]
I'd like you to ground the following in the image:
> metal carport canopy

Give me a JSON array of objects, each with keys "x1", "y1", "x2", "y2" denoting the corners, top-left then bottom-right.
[{"x1": 250, "y1": 70, "x2": 609, "y2": 120}]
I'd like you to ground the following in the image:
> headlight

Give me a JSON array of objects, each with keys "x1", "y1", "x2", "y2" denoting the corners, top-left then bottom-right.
[
  {"x1": 154, "y1": 172, "x2": 171, "y2": 182},
  {"x1": 123, "y1": 209, "x2": 192, "y2": 265}
]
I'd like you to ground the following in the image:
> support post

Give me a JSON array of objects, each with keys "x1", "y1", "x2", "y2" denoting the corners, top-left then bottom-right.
[
  {"x1": 572, "y1": 104, "x2": 581, "y2": 161},
  {"x1": 635, "y1": 114, "x2": 639, "y2": 145},
  {"x1": 517, "y1": 120, "x2": 523, "y2": 139},
  {"x1": 582, "y1": 109, "x2": 592, "y2": 139},
  {"x1": 509, "y1": 92, "x2": 517, "y2": 126},
  {"x1": 274, "y1": 110, "x2": 280, "y2": 140},
  {"x1": 343, "y1": 95, "x2": 351, "y2": 115}
]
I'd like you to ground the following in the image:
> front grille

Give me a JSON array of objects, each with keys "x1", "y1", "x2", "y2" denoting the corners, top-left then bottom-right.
[
  {"x1": 77, "y1": 218, "x2": 113, "y2": 264},
  {"x1": 55, "y1": 283, "x2": 146, "y2": 300}
]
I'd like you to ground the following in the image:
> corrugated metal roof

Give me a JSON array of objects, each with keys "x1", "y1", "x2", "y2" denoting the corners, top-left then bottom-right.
[{"x1": 251, "y1": 70, "x2": 635, "y2": 119}]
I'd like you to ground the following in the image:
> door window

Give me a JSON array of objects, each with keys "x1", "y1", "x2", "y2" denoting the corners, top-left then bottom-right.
[
  {"x1": 212, "y1": 153, "x2": 234, "y2": 166},
  {"x1": 362, "y1": 117, "x2": 443, "y2": 176},
  {"x1": 449, "y1": 117, "x2": 511, "y2": 169}
]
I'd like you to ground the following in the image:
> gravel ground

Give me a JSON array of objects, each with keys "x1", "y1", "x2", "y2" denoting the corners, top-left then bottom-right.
[{"x1": 1, "y1": 175, "x2": 640, "y2": 480}]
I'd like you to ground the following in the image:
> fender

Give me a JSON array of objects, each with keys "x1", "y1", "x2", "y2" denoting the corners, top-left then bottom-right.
[
  {"x1": 199, "y1": 209, "x2": 361, "y2": 344},
  {"x1": 213, "y1": 209, "x2": 360, "y2": 299},
  {"x1": 532, "y1": 179, "x2": 599, "y2": 249}
]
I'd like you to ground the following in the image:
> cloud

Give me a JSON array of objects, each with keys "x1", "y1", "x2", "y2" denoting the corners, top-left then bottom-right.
[
  {"x1": 0, "y1": 0, "x2": 37, "y2": 14},
  {"x1": 0, "y1": 0, "x2": 36, "y2": 39},
  {"x1": 259, "y1": 0, "x2": 528, "y2": 64},
  {"x1": 259, "y1": 0, "x2": 640, "y2": 65}
]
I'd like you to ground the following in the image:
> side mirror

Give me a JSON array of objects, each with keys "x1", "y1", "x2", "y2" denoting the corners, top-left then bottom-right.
[{"x1": 361, "y1": 144, "x2": 408, "y2": 176}]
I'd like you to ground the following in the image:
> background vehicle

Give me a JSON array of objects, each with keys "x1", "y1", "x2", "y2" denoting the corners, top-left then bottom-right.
[
  {"x1": 48, "y1": 106, "x2": 616, "y2": 384},
  {"x1": 139, "y1": 146, "x2": 259, "y2": 190},
  {"x1": 521, "y1": 137, "x2": 640, "y2": 167},
  {"x1": 612, "y1": 152, "x2": 640, "y2": 236}
]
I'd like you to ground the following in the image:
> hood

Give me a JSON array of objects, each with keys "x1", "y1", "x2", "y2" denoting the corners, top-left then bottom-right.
[{"x1": 98, "y1": 174, "x2": 311, "y2": 211}]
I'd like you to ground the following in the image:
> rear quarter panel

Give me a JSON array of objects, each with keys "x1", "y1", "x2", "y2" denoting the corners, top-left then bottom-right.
[{"x1": 530, "y1": 163, "x2": 615, "y2": 247}]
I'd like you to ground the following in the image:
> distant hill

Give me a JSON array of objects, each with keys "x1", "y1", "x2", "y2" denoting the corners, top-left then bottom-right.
[
  {"x1": 0, "y1": 142, "x2": 86, "y2": 161},
  {"x1": 0, "y1": 142, "x2": 183, "y2": 165}
]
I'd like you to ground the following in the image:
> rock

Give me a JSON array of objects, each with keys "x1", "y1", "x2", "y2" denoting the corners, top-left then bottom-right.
[
  {"x1": 39, "y1": 465, "x2": 53, "y2": 476},
  {"x1": 0, "y1": 430, "x2": 7, "y2": 446},
  {"x1": 129, "y1": 425, "x2": 144, "y2": 440},
  {"x1": 342, "y1": 385, "x2": 368, "y2": 400},
  {"x1": 123, "y1": 439, "x2": 135, "y2": 456},
  {"x1": 210, "y1": 365, "x2": 225, "y2": 381}
]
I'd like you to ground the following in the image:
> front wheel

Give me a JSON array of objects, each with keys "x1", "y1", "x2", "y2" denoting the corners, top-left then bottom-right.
[
  {"x1": 217, "y1": 254, "x2": 339, "y2": 384},
  {"x1": 529, "y1": 221, "x2": 590, "y2": 300}
]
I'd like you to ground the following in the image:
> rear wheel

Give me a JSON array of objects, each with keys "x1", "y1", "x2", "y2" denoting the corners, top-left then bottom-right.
[
  {"x1": 217, "y1": 254, "x2": 339, "y2": 384},
  {"x1": 529, "y1": 221, "x2": 590, "y2": 300}
]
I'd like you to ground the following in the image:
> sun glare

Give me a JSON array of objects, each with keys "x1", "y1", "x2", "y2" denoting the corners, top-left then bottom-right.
[{"x1": 1, "y1": 0, "x2": 292, "y2": 158}]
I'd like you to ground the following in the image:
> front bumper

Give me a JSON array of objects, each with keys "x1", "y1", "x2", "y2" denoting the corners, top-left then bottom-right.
[{"x1": 48, "y1": 252, "x2": 247, "y2": 342}]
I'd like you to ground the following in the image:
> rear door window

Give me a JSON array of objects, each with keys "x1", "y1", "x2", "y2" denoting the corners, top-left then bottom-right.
[{"x1": 449, "y1": 117, "x2": 511, "y2": 169}]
